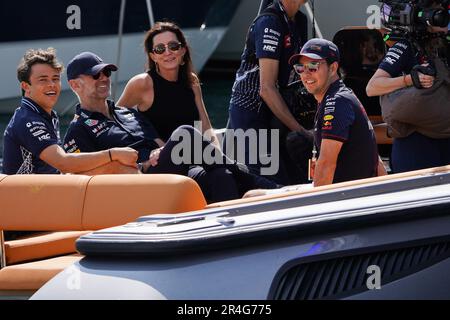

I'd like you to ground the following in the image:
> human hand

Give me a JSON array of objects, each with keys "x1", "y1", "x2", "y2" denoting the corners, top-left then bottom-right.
[
  {"x1": 148, "y1": 147, "x2": 164, "y2": 167},
  {"x1": 417, "y1": 71, "x2": 435, "y2": 89},
  {"x1": 243, "y1": 189, "x2": 270, "y2": 198},
  {"x1": 410, "y1": 64, "x2": 436, "y2": 89},
  {"x1": 110, "y1": 147, "x2": 138, "y2": 168}
]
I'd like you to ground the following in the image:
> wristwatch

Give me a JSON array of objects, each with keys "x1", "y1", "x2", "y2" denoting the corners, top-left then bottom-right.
[{"x1": 137, "y1": 162, "x2": 145, "y2": 173}]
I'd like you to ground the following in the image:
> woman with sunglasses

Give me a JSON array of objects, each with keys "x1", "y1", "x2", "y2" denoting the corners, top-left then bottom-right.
[
  {"x1": 118, "y1": 21, "x2": 218, "y2": 147},
  {"x1": 116, "y1": 22, "x2": 280, "y2": 202}
]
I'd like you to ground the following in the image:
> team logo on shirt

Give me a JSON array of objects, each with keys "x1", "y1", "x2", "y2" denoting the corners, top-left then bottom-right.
[
  {"x1": 38, "y1": 134, "x2": 51, "y2": 141},
  {"x1": 284, "y1": 35, "x2": 291, "y2": 48},
  {"x1": 323, "y1": 120, "x2": 333, "y2": 130},
  {"x1": 64, "y1": 139, "x2": 80, "y2": 153},
  {"x1": 263, "y1": 45, "x2": 277, "y2": 52},
  {"x1": 85, "y1": 119, "x2": 99, "y2": 127}
]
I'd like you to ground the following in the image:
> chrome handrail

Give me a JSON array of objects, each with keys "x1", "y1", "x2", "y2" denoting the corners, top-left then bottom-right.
[
  {"x1": 112, "y1": 0, "x2": 127, "y2": 100},
  {"x1": 145, "y1": 0, "x2": 155, "y2": 27}
]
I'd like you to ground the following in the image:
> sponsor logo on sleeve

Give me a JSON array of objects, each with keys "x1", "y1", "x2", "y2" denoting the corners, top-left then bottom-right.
[
  {"x1": 263, "y1": 45, "x2": 277, "y2": 53},
  {"x1": 268, "y1": 29, "x2": 281, "y2": 37},
  {"x1": 263, "y1": 34, "x2": 279, "y2": 41},
  {"x1": 38, "y1": 134, "x2": 51, "y2": 141},
  {"x1": 263, "y1": 39, "x2": 279, "y2": 46},
  {"x1": 64, "y1": 139, "x2": 79, "y2": 153},
  {"x1": 32, "y1": 129, "x2": 46, "y2": 137},
  {"x1": 384, "y1": 57, "x2": 396, "y2": 65},
  {"x1": 66, "y1": 146, "x2": 79, "y2": 153},
  {"x1": 396, "y1": 42, "x2": 408, "y2": 50},
  {"x1": 390, "y1": 47, "x2": 403, "y2": 55},
  {"x1": 85, "y1": 119, "x2": 99, "y2": 127},
  {"x1": 386, "y1": 52, "x2": 400, "y2": 60},
  {"x1": 90, "y1": 122, "x2": 108, "y2": 135}
]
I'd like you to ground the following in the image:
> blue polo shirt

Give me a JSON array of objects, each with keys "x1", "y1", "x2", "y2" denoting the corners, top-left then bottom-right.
[
  {"x1": 63, "y1": 101, "x2": 160, "y2": 163},
  {"x1": 2, "y1": 97, "x2": 60, "y2": 174},
  {"x1": 314, "y1": 80, "x2": 378, "y2": 183},
  {"x1": 230, "y1": 2, "x2": 305, "y2": 112}
]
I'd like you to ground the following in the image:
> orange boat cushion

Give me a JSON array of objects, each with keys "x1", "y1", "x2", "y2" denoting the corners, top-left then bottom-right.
[
  {"x1": 0, "y1": 174, "x2": 90, "y2": 231},
  {"x1": 0, "y1": 254, "x2": 83, "y2": 291},
  {"x1": 0, "y1": 174, "x2": 206, "y2": 231},
  {"x1": 5, "y1": 231, "x2": 90, "y2": 265},
  {"x1": 82, "y1": 174, "x2": 207, "y2": 230}
]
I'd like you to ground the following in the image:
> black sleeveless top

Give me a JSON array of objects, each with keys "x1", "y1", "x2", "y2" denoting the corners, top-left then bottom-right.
[{"x1": 142, "y1": 68, "x2": 200, "y2": 141}]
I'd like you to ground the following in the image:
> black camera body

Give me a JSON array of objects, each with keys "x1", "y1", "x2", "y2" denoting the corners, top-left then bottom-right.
[{"x1": 380, "y1": 0, "x2": 449, "y2": 35}]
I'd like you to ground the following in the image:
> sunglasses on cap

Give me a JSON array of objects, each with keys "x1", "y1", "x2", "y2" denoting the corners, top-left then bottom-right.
[
  {"x1": 152, "y1": 41, "x2": 183, "y2": 55},
  {"x1": 92, "y1": 68, "x2": 112, "y2": 80},
  {"x1": 293, "y1": 61, "x2": 326, "y2": 75}
]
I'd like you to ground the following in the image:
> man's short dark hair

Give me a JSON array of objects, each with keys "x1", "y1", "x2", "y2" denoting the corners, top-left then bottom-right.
[{"x1": 17, "y1": 48, "x2": 64, "y2": 96}]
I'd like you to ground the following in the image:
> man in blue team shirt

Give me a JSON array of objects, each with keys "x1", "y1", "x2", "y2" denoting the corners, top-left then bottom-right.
[
  {"x1": 292, "y1": 39, "x2": 386, "y2": 186},
  {"x1": 2, "y1": 48, "x2": 138, "y2": 175},
  {"x1": 225, "y1": 0, "x2": 309, "y2": 184},
  {"x1": 244, "y1": 39, "x2": 386, "y2": 197}
]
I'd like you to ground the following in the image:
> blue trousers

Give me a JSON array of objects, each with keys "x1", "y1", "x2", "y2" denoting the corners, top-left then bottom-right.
[
  {"x1": 392, "y1": 132, "x2": 450, "y2": 173},
  {"x1": 224, "y1": 104, "x2": 294, "y2": 185}
]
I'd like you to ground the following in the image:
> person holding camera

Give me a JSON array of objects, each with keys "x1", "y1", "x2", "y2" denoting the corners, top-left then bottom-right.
[{"x1": 366, "y1": 0, "x2": 450, "y2": 173}]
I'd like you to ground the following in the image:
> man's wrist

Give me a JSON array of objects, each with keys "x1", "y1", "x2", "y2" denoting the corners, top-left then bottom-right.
[{"x1": 403, "y1": 74, "x2": 409, "y2": 87}]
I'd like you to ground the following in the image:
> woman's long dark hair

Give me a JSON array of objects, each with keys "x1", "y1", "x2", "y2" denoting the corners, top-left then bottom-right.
[{"x1": 144, "y1": 21, "x2": 199, "y2": 87}]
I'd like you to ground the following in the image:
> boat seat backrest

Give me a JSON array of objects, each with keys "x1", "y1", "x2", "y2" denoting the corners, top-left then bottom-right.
[
  {"x1": 0, "y1": 174, "x2": 207, "y2": 231},
  {"x1": 0, "y1": 175, "x2": 90, "y2": 231},
  {"x1": 82, "y1": 174, "x2": 207, "y2": 230}
]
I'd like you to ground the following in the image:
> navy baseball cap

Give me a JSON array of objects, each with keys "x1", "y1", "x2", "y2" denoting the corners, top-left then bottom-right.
[
  {"x1": 67, "y1": 52, "x2": 118, "y2": 80},
  {"x1": 289, "y1": 38, "x2": 340, "y2": 65}
]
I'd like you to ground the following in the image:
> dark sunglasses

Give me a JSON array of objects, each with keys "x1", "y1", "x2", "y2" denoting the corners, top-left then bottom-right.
[
  {"x1": 293, "y1": 61, "x2": 325, "y2": 74},
  {"x1": 92, "y1": 68, "x2": 112, "y2": 80},
  {"x1": 152, "y1": 41, "x2": 183, "y2": 55}
]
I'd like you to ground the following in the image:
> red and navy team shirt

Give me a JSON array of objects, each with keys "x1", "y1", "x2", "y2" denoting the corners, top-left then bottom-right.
[
  {"x1": 378, "y1": 39, "x2": 418, "y2": 78},
  {"x1": 314, "y1": 80, "x2": 379, "y2": 183},
  {"x1": 230, "y1": 1, "x2": 303, "y2": 112},
  {"x1": 63, "y1": 101, "x2": 160, "y2": 163},
  {"x1": 2, "y1": 97, "x2": 60, "y2": 174}
]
